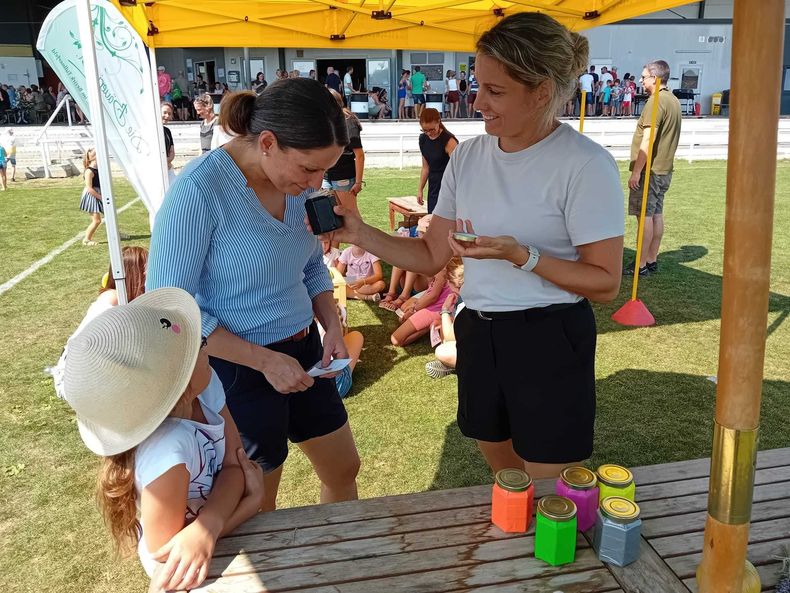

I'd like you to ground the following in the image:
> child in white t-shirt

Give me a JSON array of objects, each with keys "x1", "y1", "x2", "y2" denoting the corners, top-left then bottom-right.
[
  {"x1": 321, "y1": 238, "x2": 341, "y2": 269},
  {"x1": 60, "y1": 288, "x2": 264, "y2": 593},
  {"x1": 337, "y1": 244, "x2": 386, "y2": 301}
]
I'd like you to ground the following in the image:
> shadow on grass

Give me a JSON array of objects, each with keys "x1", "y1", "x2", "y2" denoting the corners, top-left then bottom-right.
[
  {"x1": 428, "y1": 369, "x2": 790, "y2": 490},
  {"x1": 598, "y1": 245, "x2": 790, "y2": 335}
]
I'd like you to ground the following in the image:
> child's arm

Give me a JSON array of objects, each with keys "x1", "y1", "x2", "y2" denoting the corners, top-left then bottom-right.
[
  {"x1": 151, "y1": 406, "x2": 247, "y2": 592},
  {"x1": 440, "y1": 293, "x2": 458, "y2": 342},
  {"x1": 413, "y1": 270, "x2": 447, "y2": 311},
  {"x1": 84, "y1": 170, "x2": 101, "y2": 199},
  {"x1": 219, "y1": 447, "x2": 264, "y2": 537},
  {"x1": 363, "y1": 261, "x2": 384, "y2": 285},
  {"x1": 336, "y1": 261, "x2": 348, "y2": 276}
]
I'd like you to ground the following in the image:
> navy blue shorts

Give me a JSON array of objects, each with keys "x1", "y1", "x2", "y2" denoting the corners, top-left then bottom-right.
[
  {"x1": 412, "y1": 93, "x2": 426, "y2": 105},
  {"x1": 210, "y1": 323, "x2": 348, "y2": 472}
]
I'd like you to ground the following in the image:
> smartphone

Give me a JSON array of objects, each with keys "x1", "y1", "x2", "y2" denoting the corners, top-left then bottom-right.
[
  {"x1": 305, "y1": 190, "x2": 343, "y2": 235},
  {"x1": 453, "y1": 232, "x2": 479, "y2": 244}
]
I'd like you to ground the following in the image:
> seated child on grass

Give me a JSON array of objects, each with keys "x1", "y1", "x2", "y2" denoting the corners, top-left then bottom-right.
[
  {"x1": 321, "y1": 238, "x2": 341, "y2": 269},
  {"x1": 426, "y1": 257, "x2": 464, "y2": 378},
  {"x1": 60, "y1": 288, "x2": 264, "y2": 593},
  {"x1": 336, "y1": 244, "x2": 386, "y2": 301},
  {"x1": 390, "y1": 258, "x2": 454, "y2": 347},
  {"x1": 380, "y1": 215, "x2": 433, "y2": 311}
]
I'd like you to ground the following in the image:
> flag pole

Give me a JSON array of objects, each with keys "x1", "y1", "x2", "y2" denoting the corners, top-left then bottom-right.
[
  {"x1": 697, "y1": 0, "x2": 784, "y2": 591},
  {"x1": 76, "y1": 0, "x2": 127, "y2": 305}
]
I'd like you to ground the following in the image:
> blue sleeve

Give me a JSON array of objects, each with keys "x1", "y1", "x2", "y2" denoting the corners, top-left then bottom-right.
[
  {"x1": 303, "y1": 237, "x2": 333, "y2": 299},
  {"x1": 146, "y1": 176, "x2": 219, "y2": 337}
]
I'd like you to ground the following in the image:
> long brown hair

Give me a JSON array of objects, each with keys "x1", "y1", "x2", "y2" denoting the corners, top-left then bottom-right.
[
  {"x1": 97, "y1": 449, "x2": 140, "y2": 555},
  {"x1": 102, "y1": 246, "x2": 148, "y2": 302}
]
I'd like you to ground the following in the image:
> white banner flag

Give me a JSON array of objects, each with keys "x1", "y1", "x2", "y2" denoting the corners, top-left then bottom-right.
[{"x1": 37, "y1": 0, "x2": 166, "y2": 218}]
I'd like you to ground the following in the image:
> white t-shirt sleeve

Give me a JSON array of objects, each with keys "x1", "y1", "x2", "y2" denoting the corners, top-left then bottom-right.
[
  {"x1": 432, "y1": 146, "x2": 459, "y2": 221},
  {"x1": 565, "y1": 151, "x2": 625, "y2": 247},
  {"x1": 136, "y1": 423, "x2": 198, "y2": 489},
  {"x1": 198, "y1": 369, "x2": 226, "y2": 414}
]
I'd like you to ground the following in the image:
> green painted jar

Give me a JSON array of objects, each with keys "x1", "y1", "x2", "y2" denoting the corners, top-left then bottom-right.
[{"x1": 534, "y1": 495, "x2": 577, "y2": 566}]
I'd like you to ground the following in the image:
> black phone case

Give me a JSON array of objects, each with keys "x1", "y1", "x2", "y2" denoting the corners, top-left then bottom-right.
[{"x1": 305, "y1": 193, "x2": 343, "y2": 235}]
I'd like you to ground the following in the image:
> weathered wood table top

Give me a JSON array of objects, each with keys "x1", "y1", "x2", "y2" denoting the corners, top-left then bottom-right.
[{"x1": 195, "y1": 448, "x2": 789, "y2": 592}]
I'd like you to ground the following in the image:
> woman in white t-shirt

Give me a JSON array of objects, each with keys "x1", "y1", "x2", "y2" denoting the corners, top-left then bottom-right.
[{"x1": 321, "y1": 12, "x2": 624, "y2": 480}]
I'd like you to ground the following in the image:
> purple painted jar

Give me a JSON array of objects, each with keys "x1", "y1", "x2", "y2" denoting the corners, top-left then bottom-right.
[{"x1": 555, "y1": 466, "x2": 600, "y2": 532}]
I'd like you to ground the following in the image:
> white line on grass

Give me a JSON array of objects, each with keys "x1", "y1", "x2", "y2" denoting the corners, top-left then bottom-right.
[{"x1": 0, "y1": 197, "x2": 142, "y2": 298}]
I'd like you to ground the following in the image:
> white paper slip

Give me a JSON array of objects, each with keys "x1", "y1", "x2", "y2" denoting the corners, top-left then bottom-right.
[{"x1": 308, "y1": 358, "x2": 352, "y2": 377}]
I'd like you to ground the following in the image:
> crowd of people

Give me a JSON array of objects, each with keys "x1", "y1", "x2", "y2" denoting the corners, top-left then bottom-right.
[
  {"x1": 569, "y1": 65, "x2": 641, "y2": 117},
  {"x1": 47, "y1": 8, "x2": 689, "y2": 592},
  {"x1": 0, "y1": 82, "x2": 83, "y2": 125}
]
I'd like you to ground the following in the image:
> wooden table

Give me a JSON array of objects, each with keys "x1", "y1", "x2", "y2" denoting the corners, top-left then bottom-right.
[
  {"x1": 195, "y1": 448, "x2": 789, "y2": 592},
  {"x1": 388, "y1": 196, "x2": 429, "y2": 232}
]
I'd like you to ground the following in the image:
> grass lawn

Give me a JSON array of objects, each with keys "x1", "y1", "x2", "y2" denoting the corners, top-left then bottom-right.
[{"x1": 0, "y1": 161, "x2": 788, "y2": 592}]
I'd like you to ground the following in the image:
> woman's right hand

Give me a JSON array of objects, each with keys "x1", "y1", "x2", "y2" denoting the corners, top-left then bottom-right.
[
  {"x1": 258, "y1": 349, "x2": 314, "y2": 394},
  {"x1": 417, "y1": 189, "x2": 424, "y2": 205},
  {"x1": 306, "y1": 203, "x2": 365, "y2": 246},
  {"x1": 443, "y1": 292, "x2": 458, "y2": 311}
]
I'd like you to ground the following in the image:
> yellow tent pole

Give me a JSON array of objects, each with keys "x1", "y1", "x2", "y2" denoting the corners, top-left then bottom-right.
[
  {"x1": 697, "y1": 1, "x2": 784, "y2": 591},
  {"x1": 579, "y1": 90, "x2": 586, "y2": 133},
  {"x1": 630, "y1": 78, "x2": 661, "y2": 299}
]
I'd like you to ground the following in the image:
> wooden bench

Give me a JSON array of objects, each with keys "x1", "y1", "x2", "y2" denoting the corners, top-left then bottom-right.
[
  {"x1": 387, "y1": 196, "x2": 429, "y2": 232},
  {"x1": 194, "y1": 447, "x2": 789, "y2": 592}
]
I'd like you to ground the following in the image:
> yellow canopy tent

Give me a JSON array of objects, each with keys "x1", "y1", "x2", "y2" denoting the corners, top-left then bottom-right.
[
  {"x1": 114, "y1": 0, "x2": 697, "y2": 50},
  {"x1": 110, "y1": 1, "x2": 785, "y2": 592}
]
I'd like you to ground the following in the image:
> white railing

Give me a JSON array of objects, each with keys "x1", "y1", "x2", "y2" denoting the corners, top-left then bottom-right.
[{"x1": 34, "y1": 94, "x2": 92, "y2": 178}]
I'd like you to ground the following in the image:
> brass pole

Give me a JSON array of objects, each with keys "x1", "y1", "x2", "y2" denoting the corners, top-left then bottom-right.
[
  {"x1": 697, "y1": 1, "x2": 784, "y2": 592},
  {"x1": 579, "y1": 90, "x2": 586, "y2": 132}
]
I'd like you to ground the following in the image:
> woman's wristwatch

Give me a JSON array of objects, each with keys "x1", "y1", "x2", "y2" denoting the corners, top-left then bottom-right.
[{"x1": 513, "y1": 244, "x2": 540, "y2": 272}]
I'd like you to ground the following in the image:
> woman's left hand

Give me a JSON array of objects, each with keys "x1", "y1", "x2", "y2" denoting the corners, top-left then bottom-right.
[
  {"x1": 351, "y1": 182, "x2": 363, "y2": 197},
  {"x1": 448, "y1": 219, "x2": 524, "y2": 264}
]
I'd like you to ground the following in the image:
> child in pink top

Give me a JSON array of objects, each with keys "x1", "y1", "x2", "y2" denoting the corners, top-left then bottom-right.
[
  {"x1": 390, "y1": 262, "x2": 453, "y2": 347},
  {"x1": 337, "y1": 244, "x2": 386, "y2": 301}
]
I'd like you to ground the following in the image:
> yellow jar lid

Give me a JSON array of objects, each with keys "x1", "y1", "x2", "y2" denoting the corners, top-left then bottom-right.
[
  {"x1": 596, "y1": 464, "x2": 634, "y2": 487},
  {"x1": 560, "y1": 466, "x2": 598, "y2": 490},
  {"x1": 495, "y1": 468, "x2": 532, "y2": 492},
  {"x1": 600, "y1": 496, "x2": 641, "y2": 521},
  {"x1": 537, "y1": 495, "x2": 577, "y2": 521}
]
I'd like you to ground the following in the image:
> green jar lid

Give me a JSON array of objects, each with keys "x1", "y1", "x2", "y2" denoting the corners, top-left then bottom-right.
[
  {"x1": 560, "y1": 466, "x2": 598, "y2": 490},
  {"x1": 596, "y1": 464, "x2": 634, "y2": 487},
  {"x1": 537, "y1": 495, "x2": 577, "y2": 521},
  {"x1": 600, "y1": 496, "x2": 641, "y2": 522},
  {"x1": 495, "y1": 468, "x2": 533, "y2": 492}
]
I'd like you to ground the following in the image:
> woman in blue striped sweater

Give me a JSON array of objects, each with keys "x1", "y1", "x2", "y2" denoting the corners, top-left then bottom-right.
[{"x1": 147, "y1": 78, "x2": 360, "y2": 511}]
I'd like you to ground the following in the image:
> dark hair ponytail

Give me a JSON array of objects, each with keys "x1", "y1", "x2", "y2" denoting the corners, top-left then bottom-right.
[{"x1": 221, "y1": 79, "x2": 348, "y2": 149}]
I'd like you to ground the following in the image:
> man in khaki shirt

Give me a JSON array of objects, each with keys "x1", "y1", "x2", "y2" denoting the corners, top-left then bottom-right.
[{"x1": 625, "y1": 60, "x2": 682, "y2": 276}]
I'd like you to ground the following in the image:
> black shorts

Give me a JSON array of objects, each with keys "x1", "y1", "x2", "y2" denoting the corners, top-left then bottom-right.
[
  {"x1": 454, "y1": 300, "x2": 597, "y2": 463},
  {"x1": 210, "y1": 323, "x2": 348, "y2": 473}
]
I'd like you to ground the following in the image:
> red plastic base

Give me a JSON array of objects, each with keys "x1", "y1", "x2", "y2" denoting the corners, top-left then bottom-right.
[{"x1": 612, "y1": 299, "x2": 656, "y2": 327}]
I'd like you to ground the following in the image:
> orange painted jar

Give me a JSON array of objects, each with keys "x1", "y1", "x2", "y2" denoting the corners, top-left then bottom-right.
[{"x1": 491, "y1": 468, "x2": 534, "y2": 533}]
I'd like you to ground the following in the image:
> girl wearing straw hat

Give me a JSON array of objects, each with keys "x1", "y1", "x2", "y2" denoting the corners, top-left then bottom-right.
[{"x1": 61, "y1": 288, "x2": 264, "y2": 593}]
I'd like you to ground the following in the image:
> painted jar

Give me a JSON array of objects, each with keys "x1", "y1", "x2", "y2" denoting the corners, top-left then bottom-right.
[
  {"x1": 592, "y1": 496, "x2": 642, "y2": 567},
  {"x1": 596, "y1": 464, "x2": 636, "y2": 503},
  {"x1": 491, "y1": 468, "x2": 533, "y2": 533},
  {"x1": 556, "y1": 466, "x2": 599, "y2": 532},
  {"x1": 534, "y1": 495, "x2": 577, "y2": 566}
]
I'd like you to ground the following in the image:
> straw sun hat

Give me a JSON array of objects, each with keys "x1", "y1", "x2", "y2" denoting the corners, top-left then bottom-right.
[{"x1": 63, "y1": 287, "x2": 202, "y2": 456}]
